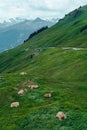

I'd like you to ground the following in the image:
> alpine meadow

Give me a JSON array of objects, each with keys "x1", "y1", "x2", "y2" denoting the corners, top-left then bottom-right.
[{"x1": 0, "y1": 5, "x2": 87, "y2": 130}]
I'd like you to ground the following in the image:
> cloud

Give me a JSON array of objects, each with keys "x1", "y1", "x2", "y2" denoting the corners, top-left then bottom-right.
[{"x1": 0, "y1": 0, "x2": 87, "y2": 21}]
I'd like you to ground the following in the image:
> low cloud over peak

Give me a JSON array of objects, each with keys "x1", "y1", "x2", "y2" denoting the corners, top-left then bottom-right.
[{"x1": 0, "y1": 0, "x2": 87, "y2": 22}]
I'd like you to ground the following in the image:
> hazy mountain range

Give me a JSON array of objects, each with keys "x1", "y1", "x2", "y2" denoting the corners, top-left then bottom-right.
[{"x1": 0, "y1": 17, "x2": 57, "y2": 52}]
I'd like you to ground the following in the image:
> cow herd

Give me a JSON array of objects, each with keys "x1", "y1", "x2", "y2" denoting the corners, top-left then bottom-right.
[{"x1": 10, "y1": 72, "x2": 67, "y2": 121}]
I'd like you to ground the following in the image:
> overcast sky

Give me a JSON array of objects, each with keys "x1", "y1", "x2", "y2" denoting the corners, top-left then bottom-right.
[{"x1": 0, "y1": 0, "x2": 87, "y2": 22}]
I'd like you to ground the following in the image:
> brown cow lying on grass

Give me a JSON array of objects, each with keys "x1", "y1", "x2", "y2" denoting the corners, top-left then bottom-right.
[
  {"x1": 18, "y1": 89, "x2": 27, "y2": 96},
  {"x1": 10, "y1": 102, "x2": 19, "y2": 108},
  {"x1": 28, "y1": 85, "x2": 39, "y2": 89},
  {"x1": 44, "y1": 91, "x2": 54, "y2": 98},
  {"x1": 56, "y1": 111, "x2": 67, "y2": 120},
  {"x1": 20, "y1": 72, "x2": 27, "y2": 76},
  {"x1": 44, "y1": 93, "x2": 52, "y2": 98}
]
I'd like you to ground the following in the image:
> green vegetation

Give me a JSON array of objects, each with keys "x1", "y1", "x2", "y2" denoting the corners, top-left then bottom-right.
[
  {"x1": 24, "y1": 26, "x2": 48, "y2": 42},
  {"x1": 0, "y1": 5, "x2": 87, "y2": 130}
]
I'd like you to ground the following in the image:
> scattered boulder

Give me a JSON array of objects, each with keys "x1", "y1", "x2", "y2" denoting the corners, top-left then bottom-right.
[
  {"x1": 10, "y1": 102, "x2": 19, "y2": 108},
  {"x1": 18, "y1": 89, "x2": 27, "y2": 96},
  {"x1": 20, "y1": 72, "x2": 27, "y2": 76},
  {"x1": 28, "y1": 85, "x2": 39, "y2": 89},
  {"x1": 69, "y1": 9, "x2": 82, "y2": 18},
  {"x1": 44, "y1": 93, "x2": 52, "y2": 98},
  {"x1": 56, "y1": 111, "x2": 67, "y2": 120}
]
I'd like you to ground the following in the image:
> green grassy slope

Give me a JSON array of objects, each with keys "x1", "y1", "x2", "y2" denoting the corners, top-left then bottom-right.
[
  {"x1": 0, "y1": 5, "x2": 87, "y2": 130},
  {"x1": 0, "y1": 48, "x2": 87, "y2": 130},
  {"x1": 0, "y1": 5, "x2": 87, "y2": 72},
  {"x1": 22, "y1": 5, "x2": 87, "y2": 48}
]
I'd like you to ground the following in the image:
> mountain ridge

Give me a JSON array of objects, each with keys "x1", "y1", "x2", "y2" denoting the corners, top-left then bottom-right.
[
  {"x1": 0, "y1": 17, "x2": 55, "y2": 52},
  {"x1": 0, "y1": 5, "x2": 87, "y2": 73}
]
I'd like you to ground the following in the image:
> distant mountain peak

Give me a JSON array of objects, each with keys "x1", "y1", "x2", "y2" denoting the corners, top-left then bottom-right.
[
  {"x1": 33, "y1": 17, "x2": 44, "y2": 22},
  {"x1": 0, "y1": 16, "x2": 54, "y2": 52}
]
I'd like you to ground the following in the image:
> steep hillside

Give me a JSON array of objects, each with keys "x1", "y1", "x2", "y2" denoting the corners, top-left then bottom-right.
[
  {"x1": 0, "y1": 5, "x2": 87, "y2": 130},
  {"x1": 0, "y1": 48, "x2": 87, "y2": 130},
  {"x1": 24, "y1": 5, "x2": 87, "y2": 48},
  {"x1": 0, "y1": 5, "x2": 87, "y2": 72}
]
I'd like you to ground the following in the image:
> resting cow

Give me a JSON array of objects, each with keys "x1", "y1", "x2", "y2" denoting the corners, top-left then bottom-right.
[
  {"x1": 28, "y1": 85, "x2": 39, "y2": 89},
  {"x1": 56, "y1": 111, "x2": 67, "y2": 120},
  {"x1": 20, "y1": 72, "x2": 27, "y2": 76},
  {"x1": 10, "y1": 102, "x2": 19, "y2": 108},
  {"x1": 18, "y1": 89, "x2": 27, "y2": 95},
  {"x1": 44, "y1": 93, "x2": 52, "y2": 98}
]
